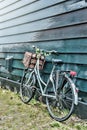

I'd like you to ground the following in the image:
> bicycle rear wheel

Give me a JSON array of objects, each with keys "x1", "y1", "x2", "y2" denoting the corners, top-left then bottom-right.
[
  {"x1": 46, "y1": 74, "x2": 75, "y2": 122},
  {"x1": 20, "y1": 69, "x2": 35, "y2": 104}
]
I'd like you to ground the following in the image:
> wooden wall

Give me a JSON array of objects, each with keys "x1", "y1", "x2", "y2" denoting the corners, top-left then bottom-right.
[{"x1": 0, "y1": 0, "x2": 87, "y2": 92}]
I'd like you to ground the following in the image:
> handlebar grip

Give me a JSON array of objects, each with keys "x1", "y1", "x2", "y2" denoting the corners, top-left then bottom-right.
[
  {"x1": 49, "y1": 50, "x2": 59, "y2": 55},
  {"x1": 32, "y1": 45, "x2": 36, "y2": 49}
]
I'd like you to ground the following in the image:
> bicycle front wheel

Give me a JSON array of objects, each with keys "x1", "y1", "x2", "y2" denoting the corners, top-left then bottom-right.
[
  {"x1": 46, "y1": 74, "x2": 75, "y2": 122},
  {"x1": 20, "y1": 69, "x2": 35, "y2": 104}
]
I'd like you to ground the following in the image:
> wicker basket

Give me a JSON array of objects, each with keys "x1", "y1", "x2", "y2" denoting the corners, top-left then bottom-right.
[{"x1": 23, "y1": 52, "x2": 45, "y2": 70}]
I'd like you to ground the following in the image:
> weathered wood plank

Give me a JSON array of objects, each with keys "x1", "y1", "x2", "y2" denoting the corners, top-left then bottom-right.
[
  {"x1": 0, "y1": 0, "x2": 87, "y2": 93},
  {"x1": 58, "y1": 54, "x2": 87, "y2": 64},
  {"x1": 0, "y1": 0, "x2": 5, "y2": 3},
  {"x1": 0, "y1": 39, "x2": 87, "y2": 53},
  {"x1": 0, "y1": 0, "x2": 19, "y2": 10},
  {"x1": 0, "y1": 9, "x2": 87, "y2": 30},
  {"x1": 0, "y1": 0, "x2": 37, "y2": 15},
  {"x1": 0, "y1": 0, "x2": 66, "y2": 23},
  {"x1": 11, "y1": 69, "x2": 24, "y2": 77},
  {"x1": 0, "y1": 0, "x2": 86, "y2": 24},
  {"x1": 77, "y1": 79, "x2": 87, "y2": 92},
  {"x1": 1, "y1": 8, "x2": 87, "y2": 35},
  {"x1": 0, "y1": 59, "x2": 5, "y2": 66},
  {"x1": 1, "y1": 53, "x2": 87, "y2": 71},
  {"x1": 68, "y1": 0, "x2": 87, "y2": 11},
  {"x1": 0, "y1": 53, "x2": 23, "y2": 60},
  {"x1": 12, "y1": 60, "x2": 24, "y2": 69},
  {"x1": 0, "y1": 53, "x2": 6, "y2": 58},
  {"x1": 0, "y1": 23, "x2": 87, "y2": 43}
]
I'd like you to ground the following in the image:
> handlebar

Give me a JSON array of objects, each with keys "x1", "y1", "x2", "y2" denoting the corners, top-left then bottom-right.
[{"x1": 32, "y1": 45, "x2": 59, "y2": 56}]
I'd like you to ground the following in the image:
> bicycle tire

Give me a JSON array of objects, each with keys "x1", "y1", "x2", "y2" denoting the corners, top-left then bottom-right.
[
  {"x1": 46, "y1": 73, "x2": 75, "y2": 122},
  {"x1": 20, "y1": 69, "x2": 36, "y2": 104}
]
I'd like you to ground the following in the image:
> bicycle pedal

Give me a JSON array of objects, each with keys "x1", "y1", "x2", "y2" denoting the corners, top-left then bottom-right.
[{"x1": 32, "y1": 86, "x2": 36, "y2": 91}]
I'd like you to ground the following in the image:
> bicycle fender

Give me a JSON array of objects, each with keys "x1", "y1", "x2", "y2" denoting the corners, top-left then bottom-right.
[
  {"x1": 66, "y1": 75, "x2": 78, "y2": 105},
  {"x1": 71, "y1": 82, "x2": 78, "y2": 105}
]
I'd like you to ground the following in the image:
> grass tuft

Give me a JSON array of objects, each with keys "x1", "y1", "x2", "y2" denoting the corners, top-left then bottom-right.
[{"x1": 0, "y1": 88, "x2": 87, "y2": 130}]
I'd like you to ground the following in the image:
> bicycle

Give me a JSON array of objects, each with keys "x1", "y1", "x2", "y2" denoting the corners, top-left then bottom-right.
[{"x1": 20, "y1": 46, "x2": 78, "y2": 122}]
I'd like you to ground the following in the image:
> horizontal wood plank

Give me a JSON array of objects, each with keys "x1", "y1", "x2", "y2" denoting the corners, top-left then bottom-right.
[
  {"x1": 0, "y1": 8, "x2": 87, "y2": 35},
  {"x1": 0, "y1": 0, "x2": 87, "y2": 92},
  {"x1": 0, "y1": 23, "x2": 87, "y2": 43}
]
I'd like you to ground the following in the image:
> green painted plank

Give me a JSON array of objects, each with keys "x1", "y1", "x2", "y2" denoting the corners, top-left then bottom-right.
[
  {"x1": 0, "y1": 0, "x2": 86, "y2": 24},
  {"x1": 0, "y1": 0, "x2": 66, "y2": 23},
  {"x1": 0, "y1": 0, "x2": 37, "y2": 15},
  {"x1": 12, "y1": 60, "x2": 24, "y2": 69},
  {"x1": 0, "y1": 0, "x2": 19, "y2": 10},
  {"x1": 58, "y1": 54, "x2": 87, "y2": 64},
  {"x1": 0, "y1": 39, "x2": 87, "y2": 53},
  {"x1": 76, "y1": 79, "x2": 87, "y2": 92},
  {"x1": 1, "y1": 8, "x2": 87, "y2": 36},
  {"x1": 0, "y1": 59, "x2": 5, "y2": 66},
  {"x1": 0, "y1": 53, "x2": 6, "y2": 58},
  {"x1": 0, "y1": 23, "x2": 87, "y2": 43},
  {"x1": 0, "y1": 52, "x2": 23, "y2": 59},
  {"x1": 11, "y1": 69, "x2": 23, "y2": 77}
]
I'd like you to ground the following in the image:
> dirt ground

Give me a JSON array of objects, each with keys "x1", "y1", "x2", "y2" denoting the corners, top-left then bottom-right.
[{"x1": 0, "y1": 88, "x2": 87, "y2": 130}]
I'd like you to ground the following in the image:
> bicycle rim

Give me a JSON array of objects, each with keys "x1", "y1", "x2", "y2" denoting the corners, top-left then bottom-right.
[
  {"x1": 46, "y1": 74, "x2": 74, "y2": 122},
  {"x1": 20, "y1": 69, "x2": 35, "y2": 103}
]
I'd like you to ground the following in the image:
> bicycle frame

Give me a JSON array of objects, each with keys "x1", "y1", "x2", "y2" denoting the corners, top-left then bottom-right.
[
  {"x1": 25, "y1": 53, "x2": 78, "y2": 105},
  {"x1": 29, "y1": 57, "x2": 78, "y2": 105},
  {"x1": 21, "y1": 46, "x2": 79, "y2": 122},
  {"x1": 33, "y1": 57, "x2": 56, "y2": 98}
]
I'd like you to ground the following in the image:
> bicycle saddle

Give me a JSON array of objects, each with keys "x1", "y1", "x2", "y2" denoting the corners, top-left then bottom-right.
[{"x1": 52, "y1": 59, "x2": 63, "y2": 65}]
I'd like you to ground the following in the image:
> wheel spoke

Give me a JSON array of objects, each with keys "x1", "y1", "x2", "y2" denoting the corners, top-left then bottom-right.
[
  {"x1": 46, "y1": 74, "x2": 75, "y2": 122},
  {"x1": 20, "y1": 69, "x2": 35, "y2": 103}
]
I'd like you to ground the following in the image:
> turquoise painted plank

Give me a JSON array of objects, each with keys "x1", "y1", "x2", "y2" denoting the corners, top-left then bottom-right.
[
  {"x1": 12, "y1": 60, "x2": 24, "y2": 69},
  {"x1": 0, "y1": 0, "x2": 86, "y2": 22},
  {"x1": 11, "y1": 69, "x2": 24, "y2": 77},
  {"x1": 0, "y1": 9, "x2": 87, "y2": 30},
  {"x1": 0, "y1": 39, "x2": 87, "y2": 53},
  {"x1": 1, "y1": 8, "x2": 87, "y2": 35},
  {"x1": 0, "y1": 0, "x2": 37, "y2": 15},
  {"x1": 58, "y1": 54, "x2": 87, "y2": 64},
  {"x1": 0, "y1": 53, "x2": 6, "y2": 58},
  {"x1": 0, "y1": 52, "x2": 23, "y2": 59},
  {"x1": 0, "y1": 23, "x2": 87, "y2": 43},
  {"x1": 12, "y1": 60, "x2": 52, "y2": 71},
  {"x1": 0, "y1": 0, "x2": 66, "y2": 23},
  {"x1": 68, "y1": 1, "x2": 87, "y2": 11},
  {"x1": 1, "y1": 3, "x2": 87, "y2": 30},
  {"x1": 0, "y1": 59, "x2": 5, "y2": 66},
  {"x1": 0, "y1": 0, "x2": 87, "y2": 94},
  {"x1": 0, "y1": 0, "x2": 87, "y2": 25},
  {"x1": 76, "y1": 80, "x2": 87, "y2": 92},
  {"x1": 6, "y1": 53, "x2": 23, "y2": 60},
  {"x1": 0, "y1": 0, "x2": 19, "y2": 10},
  {"x1": 34, "y1": 23, "x2": 87, "y2": 41},
  {"x1": 0, "y1": 43, "x2": 34, "y2": 52},
  {"x1": 0, "y1": 69, "x2": 23, "y2": 77}
]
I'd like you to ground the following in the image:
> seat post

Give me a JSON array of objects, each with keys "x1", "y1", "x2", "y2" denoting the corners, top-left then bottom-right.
[{"x1": 56, "y1": 70, "x2": 60, "y2": 90}]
